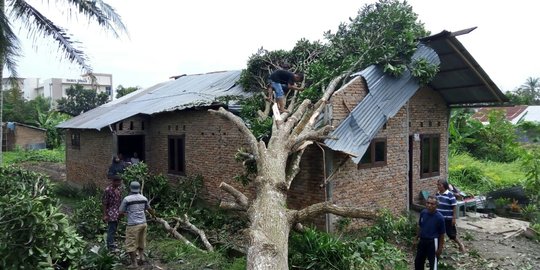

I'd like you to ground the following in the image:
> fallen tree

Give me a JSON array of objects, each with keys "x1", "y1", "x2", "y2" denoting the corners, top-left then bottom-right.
[
  {"x1": 213, "y1": 1, "x2": 439, "y2": 268},
  {"x1": 210, "y1": 74, "x2": 379, "y2": 269}
]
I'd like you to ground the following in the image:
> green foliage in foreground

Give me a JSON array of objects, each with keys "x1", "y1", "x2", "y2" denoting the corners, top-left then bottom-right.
[
  {"x1": 2, "y1": 148, "x2": 65, "y2": 165},
  {"x1": 148, "y1": 238, "x2": 246, "y2": 270},
  {"x1": 448, "y1": 152, "x2": 525, "y2": 195},
  {"x1": 289, "y1": 228, "x2": 408, "y2": 270},
  {"x1": 0, "y1": 166, "x2": 85, "y2": 269}
]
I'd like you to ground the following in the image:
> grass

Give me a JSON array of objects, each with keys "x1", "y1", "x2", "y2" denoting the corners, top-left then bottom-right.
[
  {"x1": 2, "y1": 147, "x2": 65, "y2": 165},
  {"x1": 147, "y1": 238, "x2": 245, "y2": 270},
  {"x1": 449, "y1": 152, "x2": 525, "y2": 194}
]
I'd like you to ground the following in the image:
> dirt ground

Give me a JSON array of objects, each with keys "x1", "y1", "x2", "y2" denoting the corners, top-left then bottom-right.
[{"x1": 23, "y1": 162, "x2": 540, "y2": 269}]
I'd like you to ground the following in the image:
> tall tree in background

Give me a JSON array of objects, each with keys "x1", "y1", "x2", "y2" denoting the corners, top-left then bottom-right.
[
  {"x1": 57, "y1": 85, "x2": 109, "y2": 116},
  {"x1": 116, "y1": 85, "x2": 140, "y2": 99},
  {"x1": 225, "y1": 1, "x2": 438, "y2": 269},
  {"x1": 518, "y1": 77, "x2": 540, "y2": 104},
  {"x1": 0, "y1": 0, "x2": 126, "y2": 161}
]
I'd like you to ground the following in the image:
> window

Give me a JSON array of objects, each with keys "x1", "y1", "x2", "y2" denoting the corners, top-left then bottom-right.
[
  {"x1": 359, "y1": 138, "x2": 387, "y2": 168},
  {"x1": 420, "y1": 134, "x2": 440, "y2": 178},
  {"x1": 168, "y1": 135, "x2": 185, "y2": 175},
  {"x1": 71, "y1": 131, "x2": 80, "y2": 149},
  {"x1": 105, "y1": 86, "x2": 112, "y2": 96}
]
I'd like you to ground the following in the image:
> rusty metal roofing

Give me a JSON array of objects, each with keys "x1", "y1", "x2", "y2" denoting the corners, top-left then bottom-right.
[
  {"x1": 325, "y1": 45, "x2": 439, "y2": 163},
  {"x1": 57, "y1": 70, "x2": 247, "y2": 130},
  {"x1": 421, "y1": 27, "x2": 509, "y2": 107}
]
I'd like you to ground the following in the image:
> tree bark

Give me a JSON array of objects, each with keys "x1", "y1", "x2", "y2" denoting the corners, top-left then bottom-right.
[{"x1": 211, "y1": 74, "x2": 376, "y2": 270}]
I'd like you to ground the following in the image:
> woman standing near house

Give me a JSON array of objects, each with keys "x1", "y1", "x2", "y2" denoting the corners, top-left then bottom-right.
[{"x1": 107, "y1": 155, "x2": 127, "y2": 179}]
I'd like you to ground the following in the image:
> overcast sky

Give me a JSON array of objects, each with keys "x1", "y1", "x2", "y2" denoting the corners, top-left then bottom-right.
[{"x1": 8, "y1": 0, "x2": 540, "y2": 91}]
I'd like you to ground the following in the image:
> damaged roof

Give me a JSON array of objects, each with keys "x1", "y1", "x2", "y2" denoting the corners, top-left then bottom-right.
[
  {"x1": 57, "y1": 70, "x2": 247, "y2": 130},
  {"x1": 325, "y1": 45, "x2": 439, "y2": 163},
  {"x1": 325, "y1": 28, "x2": 508, "y2": 163}
]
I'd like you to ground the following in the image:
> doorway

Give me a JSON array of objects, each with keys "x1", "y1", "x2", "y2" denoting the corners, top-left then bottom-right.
[{"x1": 117, "y1": 135, "x2": 145, "y2": 162}]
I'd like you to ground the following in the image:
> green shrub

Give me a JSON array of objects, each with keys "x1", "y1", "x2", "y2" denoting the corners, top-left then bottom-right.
[
  {"x1": 148, "y1": 238, "x2": 243, "y2": 269},
  {"x1": 0, "y1": 166, "x2": 85, "y2": 269},
  {"x1": 289, "y1": 228, "x2": 407, "y2": 270},
  {"x1": 79, "y1": 245, "x2": 121, "y2": 270},
  {"x1": 364, "y1": 210, "x2": 417, "y2": 245},
  {"x1": 71, "y1": 194, "x2": 108, "y2": 241}
]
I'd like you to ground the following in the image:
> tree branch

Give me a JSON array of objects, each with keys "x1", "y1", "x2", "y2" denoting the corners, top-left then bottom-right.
[
  {"x1": 290, "y1": 125, "x2": 334, "y2": 151},
  {"x1": 209, "y1": 107, "x2": 259, "y2": 161},
  {"x1": 290, "y1": 202, "x2": 378, "y2": 224},
  {"x1": 220, "y1": 201, "x2": 247, "y2": 211},
  {"x1": 153, "y1": 217, "x2": 199, "y2": 249},
  {"x1": 220, "y1": 182, "x2": 249, "y2": 209},
  {"x1": 285, "y1": 148, "x2": 306, "y2": 187},
  {"x1": 174, "y1": 214, "x2": 214, "y2": 251},
  {"x1": 306, "y1": 74, "x2": 346, "y2": 130}
]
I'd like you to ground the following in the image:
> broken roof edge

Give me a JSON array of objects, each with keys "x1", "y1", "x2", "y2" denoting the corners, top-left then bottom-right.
[{"x1": 423, "y1": 28, "x2": 509, "y2": 104}]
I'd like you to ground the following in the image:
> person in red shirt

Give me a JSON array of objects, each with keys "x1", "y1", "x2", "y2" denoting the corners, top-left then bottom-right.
[{"x1": 102, "y1": 175, "x2": 123, "y2": 250}]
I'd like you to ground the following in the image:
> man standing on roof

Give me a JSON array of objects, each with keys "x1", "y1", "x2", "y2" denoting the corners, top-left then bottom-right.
[
  {"x1": 268, "y1": 70, "x2": 304, "y2": 113},
  {"x1": 436, "y1": 180, "x2": 466, "y2": 252}
]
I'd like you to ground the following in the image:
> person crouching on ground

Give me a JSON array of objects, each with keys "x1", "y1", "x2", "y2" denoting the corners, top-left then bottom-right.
[
  {"x1": 119, "y1": 181, "x2": 156, "y2": 268},
  {"x1": 414, "y1": 195, "x2": 445, "y2": 270},
  {"x1": 268, "y1": 69, "x2": 304, "y2": 113}
]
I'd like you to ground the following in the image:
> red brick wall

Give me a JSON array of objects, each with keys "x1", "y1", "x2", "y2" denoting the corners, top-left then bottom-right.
[
  {"x1": 11, "y1": 125, "x2": 46, "y2": 150},
  {"x1": 287, "y1": 145, "x2": 327, "y2": 228},
  {"x1": 65, "y1": 129, "x2": 114, "y2": 188},
  {"x1": 145, "y1": 110, "x2": 254, "y2": 204},
  {"x1": 289, "y1": 78, "x2": 449, "y2": 231},
  {"x1": 65, "y1": 110, "x2": 255, "y2": 204},
  {"x1": 408, "y1": 87, "x2": 449, "y2": 204}
]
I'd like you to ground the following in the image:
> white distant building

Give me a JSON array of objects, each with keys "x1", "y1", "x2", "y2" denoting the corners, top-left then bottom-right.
[{"x1": 2, "y1": 73, "x2": 114, "y2": 102}]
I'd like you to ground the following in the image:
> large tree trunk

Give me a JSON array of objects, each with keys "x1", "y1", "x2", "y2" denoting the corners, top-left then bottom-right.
[
  {"x1": 210, "y1": 75, "x2": 377, "y2": 270},
  {"x1": 246, "y1": 144, "x2": 290, "y2": 269}
]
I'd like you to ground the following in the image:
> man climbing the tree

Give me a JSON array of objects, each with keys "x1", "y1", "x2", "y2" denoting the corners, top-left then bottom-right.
[{"x1": 268, "y1": 70, "x2": 304, "y2": 113}]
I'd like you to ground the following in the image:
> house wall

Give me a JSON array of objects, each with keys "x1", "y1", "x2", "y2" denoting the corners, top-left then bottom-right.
[
  {"x1": 66, "y1": 129, "x2": 114, "y2": 187},
  {"x1": 408, "y1": 87, "x2": 449, "y2": 204},
  {"x1": 14, "y1": 125, "x2": 46, "y2": 150},
  {"x1": 145, "y1": 110, "x2": 255, "y2": 204},
  {"x1": 289, "y1": 78, "x2": 449, "y2": 231},
  {"x1": 64, "y1": 111, "x2": 255, "y2": 205}
]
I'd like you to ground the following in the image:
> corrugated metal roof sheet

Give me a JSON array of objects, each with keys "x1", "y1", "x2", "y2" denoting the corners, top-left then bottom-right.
[
  {"x1": 421, "y1": 28, "x2": 509, "y2": 106},
  {"x1": 57, "y1": 70, "x2": 248, "y2": 130},
  {"x1": 325, "y1": 45, "x2": 440, "y2": 163}
]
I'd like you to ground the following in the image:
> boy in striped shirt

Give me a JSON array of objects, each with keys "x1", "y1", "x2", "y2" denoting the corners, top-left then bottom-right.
[{"x1": 436, "y1": 180, "x2": 466, "y2": 252}]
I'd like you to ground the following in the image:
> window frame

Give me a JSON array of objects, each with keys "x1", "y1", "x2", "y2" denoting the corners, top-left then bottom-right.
[
  {"x1": 70, "y1": 131, "x2": 80, "y2": 149},
  {"x1": 358, "y1": 138, "x2": 387, "y2": 169},
  {"x1": 168, "y1": 135, "x2": 186, "y2": 175},
  {"x1": 420, "y1": 134, "x2": 440, "y2": 178}
]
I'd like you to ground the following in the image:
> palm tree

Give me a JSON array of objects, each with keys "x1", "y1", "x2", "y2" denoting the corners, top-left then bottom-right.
[
  {"x1": 518, "y1": 77, "x2": 540, "y2": 104},
  {"x1": 0, "y1": 0, "x2": 127, "y2": 163}
]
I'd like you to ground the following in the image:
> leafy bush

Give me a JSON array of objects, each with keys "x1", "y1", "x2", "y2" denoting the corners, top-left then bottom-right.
[
  {"x1": 79, "y1": 245, "x2": 121, "y2": 270},
  {"x1": 364, "y1": 210, "x2": 417, "y2": 245},
  {"x1": 71, "y1": 194, "x2": 108, "y2": 241},
  {"x1": 148, "y1": 238, "x2": 245, "y2": 270},
  {"x1": 0, "y1": 166, "x2": 85, "y2": 269},
  {"x1": 289, "y1": 228, "x2": 407, "y2": 270},
  {"x1": 522, "y1": 146, "x2": 540, "y2": 204}
]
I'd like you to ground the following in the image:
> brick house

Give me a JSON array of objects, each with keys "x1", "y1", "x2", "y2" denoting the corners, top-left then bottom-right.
[
  {"x1": 57, "y1": 29, "x2": 508, "y2": 230},
  {"x1": 2, "y1": 122, "x2": 47, "y2": 151}
]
